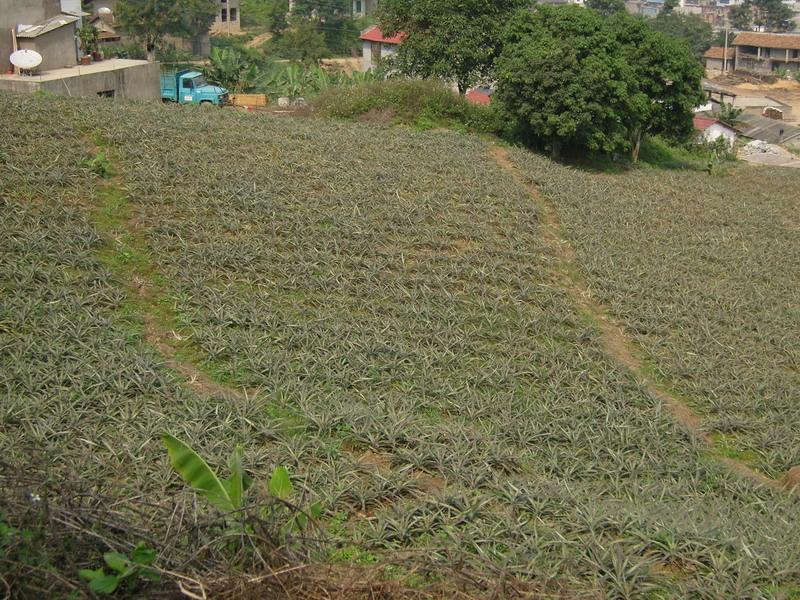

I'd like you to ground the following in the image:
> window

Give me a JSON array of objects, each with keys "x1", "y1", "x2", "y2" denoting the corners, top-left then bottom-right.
[
  {"x1": 97, "y1": 89, "x2": 115, "y2": 98},
  {"x1": 355, "y1": 0, "x2": 362, "y2": 13},
  {"x1": 221, "y1": 8, "x2": 227, "y2": 21},
  {"x1": 230, "y1": 7, "x2": 237, "y2": 21},
  {"x1": 183, "y1": 78, "x2": 193, "y2": 89}
]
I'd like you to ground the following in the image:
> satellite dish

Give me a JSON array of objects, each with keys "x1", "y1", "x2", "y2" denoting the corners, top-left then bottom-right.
[
  {"x1": 98, "y1": 6, "x2": 112, "y2": 14},
  {"x1": 10, "y1": 49, "x2": 42, "y2": 70}
]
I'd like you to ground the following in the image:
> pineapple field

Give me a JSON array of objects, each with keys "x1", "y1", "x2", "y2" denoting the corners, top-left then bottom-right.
[{"x1": 1, "y1": 92, "x2": 799, "y2": 599}]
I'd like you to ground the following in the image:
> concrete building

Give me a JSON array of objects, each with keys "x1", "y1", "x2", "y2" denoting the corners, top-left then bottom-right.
[
  {"x1": 732, "y1": 32, "x2": 800, "y2": 74},
  {"x1": 352, "y1": 0, "x2": 379, "y2": 16},
  {"x1": 0, "y1": 0, "x2": 80, "y2": 73},
  {"x1": 0, "y1": 58, "x2": 160, "y2": 100},
  {"x1": 704, "y1": 46, "x2": 736, "y2": 72},
  {"x1": 626, "y1": 0, "x2": 665, "y2": 17},
  {"x1": 359, "y1": 26, "x2": 403, "y2": 71},
  {"x1": 211, "y1": 0, "x2": 241, "y2": 34},
  {"x1": 85, "y1": 0, "x2": 212, "y2": 56}
]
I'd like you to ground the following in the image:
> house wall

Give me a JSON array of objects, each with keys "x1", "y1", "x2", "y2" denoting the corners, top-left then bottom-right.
[
  {"x1": 362, "y1": 41, "x2": 398, "y2": 71},
  {"x1": 353, "y1": 0, "x2": 378, "y2": 17},
  {"x1": 700, "y1": 123, "x2": 736, "y2": 148},
  {"x1": 211, "y1": 0, "x2": 241, "y2": 34},
  {"x1": 17, "y1": 25, "x2": 77, "y2": 70},
  {"x1": 0, "y1": 60, "x2": 159, "y2": 100},
  {"x1": 0, "y1": 0, "x2": 64, "y2": 72}
]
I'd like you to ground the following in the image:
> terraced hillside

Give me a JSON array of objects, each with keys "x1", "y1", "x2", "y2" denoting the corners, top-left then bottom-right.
[{"x1": 1, "y1": 92, "x2": 799, "y2": 599}]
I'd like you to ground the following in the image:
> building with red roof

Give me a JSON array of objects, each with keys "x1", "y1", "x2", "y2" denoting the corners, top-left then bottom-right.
[
  {"x1": 359, "y1": 26, "x2": 405, "y2": 71},
  {"x1": 693, "y1": 115, "x2": 736, "y2": 149}
]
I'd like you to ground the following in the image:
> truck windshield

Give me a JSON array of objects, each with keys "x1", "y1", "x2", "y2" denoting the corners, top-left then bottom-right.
[{"x1": 191, "y1": 76, "x2": 208, "y2": 88}]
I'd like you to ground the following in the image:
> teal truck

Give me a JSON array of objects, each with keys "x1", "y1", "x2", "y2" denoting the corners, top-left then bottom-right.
[{"x1": 160, "y1": 70, "x2": 228, "y2": 106}]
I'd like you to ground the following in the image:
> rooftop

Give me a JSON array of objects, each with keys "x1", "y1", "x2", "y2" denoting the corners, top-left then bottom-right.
[
  {"x1": 0, "y1": 59, "x2": 151, "y2": 83},
  {"x1": 704, "y1": 46, "x2": 736, "y2": 60},
  {"x1": 731, "y1": 32, "x2": 800, "y2": 50},
  {"x1": 693, "y1": 115, "x2": 728, "y2": 131},
  {"x1": 16, "y1": 14, "x2": 79, "y2": 38},
  {"x1": 734, "y1": 112, "x2": 800, "y2": 144},
  {"x1": 359, "y1": 26, "x2": 406, "y2": 44}
]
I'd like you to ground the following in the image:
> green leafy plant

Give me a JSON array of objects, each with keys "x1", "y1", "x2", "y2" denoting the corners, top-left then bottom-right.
[
  {"x1": 77, "y1": 25, "x2": 99, "y2": 56},
  {"x1": 162, "y1": 434, "x2": 253, "y2": 512},
  {"x1": 81, "y1": 152, "x2": 112, "y2": 178},
  {"x1": 78, "y1": 543, "x2": 160, "y2": 595},
  {"x1": 163, "y1": 435, "x2": 322, "y2": 533},
  {"x1": 204, "y1": 47, "x2": 260, "y2": 94},
  {"x1": 717, "y1": 102, "x2": 743, "y2": 127}
]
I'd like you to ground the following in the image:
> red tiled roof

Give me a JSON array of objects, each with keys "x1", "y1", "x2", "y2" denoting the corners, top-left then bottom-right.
[
  {"x1": 703, "y1": 46, "x2": 736, "y2": 59},
  {"x1": 731, "y1": 32, "x2": 800, "y2": 50},
  {"x1": 693, "y1": 115, "x2": 722, "y2": 131},
  {"x1": 466, "y1": 89, "x2": 491, "y2": 105},
  {"x1": 359, "y1": 26, "x2": 405, "y2": 44}
]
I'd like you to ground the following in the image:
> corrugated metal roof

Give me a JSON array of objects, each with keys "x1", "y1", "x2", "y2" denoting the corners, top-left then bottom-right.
[
  {"x1": 16, "y1": 14, "x2": 79, "y2": 38},
  {"x1": 734, "y1": 112, "x2": 800, "y2": 144},
  {"x1": 731, "y1": 32, "x2": 800, "y2": 50}
]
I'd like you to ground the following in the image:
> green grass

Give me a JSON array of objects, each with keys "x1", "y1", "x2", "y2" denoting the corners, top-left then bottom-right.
[{"x1": 1, "y1": 92, "x2": 800, "y2": 599}]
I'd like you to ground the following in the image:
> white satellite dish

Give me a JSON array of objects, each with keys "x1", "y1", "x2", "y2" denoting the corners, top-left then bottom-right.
[
  {"x1": 10, "y1": 49, "x2": 42, "y2": 70},
  {"x1": 98, "y1": 6, "x2": 112, "y2": 14}
]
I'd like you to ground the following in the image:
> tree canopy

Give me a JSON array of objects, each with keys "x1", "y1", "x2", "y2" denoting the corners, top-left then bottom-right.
[
  {"x1": 729, "y1": 0, "x2": 796, "y2": 32},
  {"x1": 650, "y1": 11, "x2": 713, "y2": 59},
  {"x1": 116, "y1": 0, "x2": 217, "y2": 61},
  {"x1": 611, "y1": 13, "x2": 705, "y2": 160},
  {"x1": 378, "y1": 0, "x2": 530, "y2": 93},
  {"x1": 495, "y1": 5, "x2": 703, "y2": 160}
]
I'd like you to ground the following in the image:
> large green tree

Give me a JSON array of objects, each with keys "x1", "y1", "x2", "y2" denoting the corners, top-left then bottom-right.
[
  {"x1": 612, "y1": 14, "x2": 705, "y2": 160},
  {"x1": 495, "y1": 5, "x2": 704, "y2": 160},
  {"x1": 116, "y1": 0, "x2": 217, "y2": 61},
  {"x1": 495, "y1": 5, "x2": 639, "y2": 156},
  {"x1": 379, "y1": 0, "x2": 529, "y2": 94},
  {"x1": 730, "y1": 0, "x2": 796, "y2": 32},
  {"x1": 651, "y1": 12, "x2": 713, "y2": 59}
]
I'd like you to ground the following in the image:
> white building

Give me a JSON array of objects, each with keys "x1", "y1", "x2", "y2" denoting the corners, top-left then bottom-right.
[
  {"x1": 694, "y1": 115, "x2": 737, "y2": 148},
  {"x1": 359, "y1": 26, "x2": 403, "y2": 71}
]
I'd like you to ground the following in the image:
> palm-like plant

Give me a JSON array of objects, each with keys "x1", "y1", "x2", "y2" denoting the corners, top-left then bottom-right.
[{"x1": 204, "y1": 47, "x2": 260, "y2": 94}]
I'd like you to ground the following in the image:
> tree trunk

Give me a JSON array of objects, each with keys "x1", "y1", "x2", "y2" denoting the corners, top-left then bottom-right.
[
  {"x1": 146, "y1": 38, "x2": 156, "y2": 63},
  {"x1": 631, "y1": 131, "x2": 643, "y2": 163}
]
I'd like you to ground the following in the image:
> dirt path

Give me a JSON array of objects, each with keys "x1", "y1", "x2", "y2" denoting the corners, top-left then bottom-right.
[
  {"x1": 85, "y1": 140, "x2": 254, "y2": 405},
  {"x1": 245, "y1": 32, "x2": 273, "y2": 48},
  {"x1": 488, "y1": 144, "x2": 784, "y2": 491}
]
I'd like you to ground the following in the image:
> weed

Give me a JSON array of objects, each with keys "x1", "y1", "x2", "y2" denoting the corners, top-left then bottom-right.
[{"x1": 78, "y1": 543, "x2": 160, "y2": 595}]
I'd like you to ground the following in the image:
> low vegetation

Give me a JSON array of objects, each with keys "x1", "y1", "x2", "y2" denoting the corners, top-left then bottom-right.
[
  {"x1": 510, "y1": 147, "x2": 800, "y2": 477},
  {"x1": 1, "y1": 92, "x2": 799, "y2": 599},
  {"x1": 312, "y1": 78, "x2": 502, "y2": 132}
]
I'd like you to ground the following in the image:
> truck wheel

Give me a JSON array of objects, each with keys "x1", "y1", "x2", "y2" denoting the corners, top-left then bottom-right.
[{"x1": 199, "y1": 101, "x2": 214, "y2": 108}]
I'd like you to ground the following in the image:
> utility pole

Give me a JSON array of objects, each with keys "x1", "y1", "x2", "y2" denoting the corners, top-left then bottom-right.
[{"x1": 723, "y1": 27, "x2": 729, "y2": 72}]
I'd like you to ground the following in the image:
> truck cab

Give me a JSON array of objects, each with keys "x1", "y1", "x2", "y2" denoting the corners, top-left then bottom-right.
[{"x1": 161, "y1": 70, "x2": 228, "y2": 106}]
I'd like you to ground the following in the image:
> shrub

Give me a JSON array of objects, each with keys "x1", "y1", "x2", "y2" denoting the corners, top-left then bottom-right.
[{"x1": 313, "y1": 78, "x2": 503, "y2": 134}]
